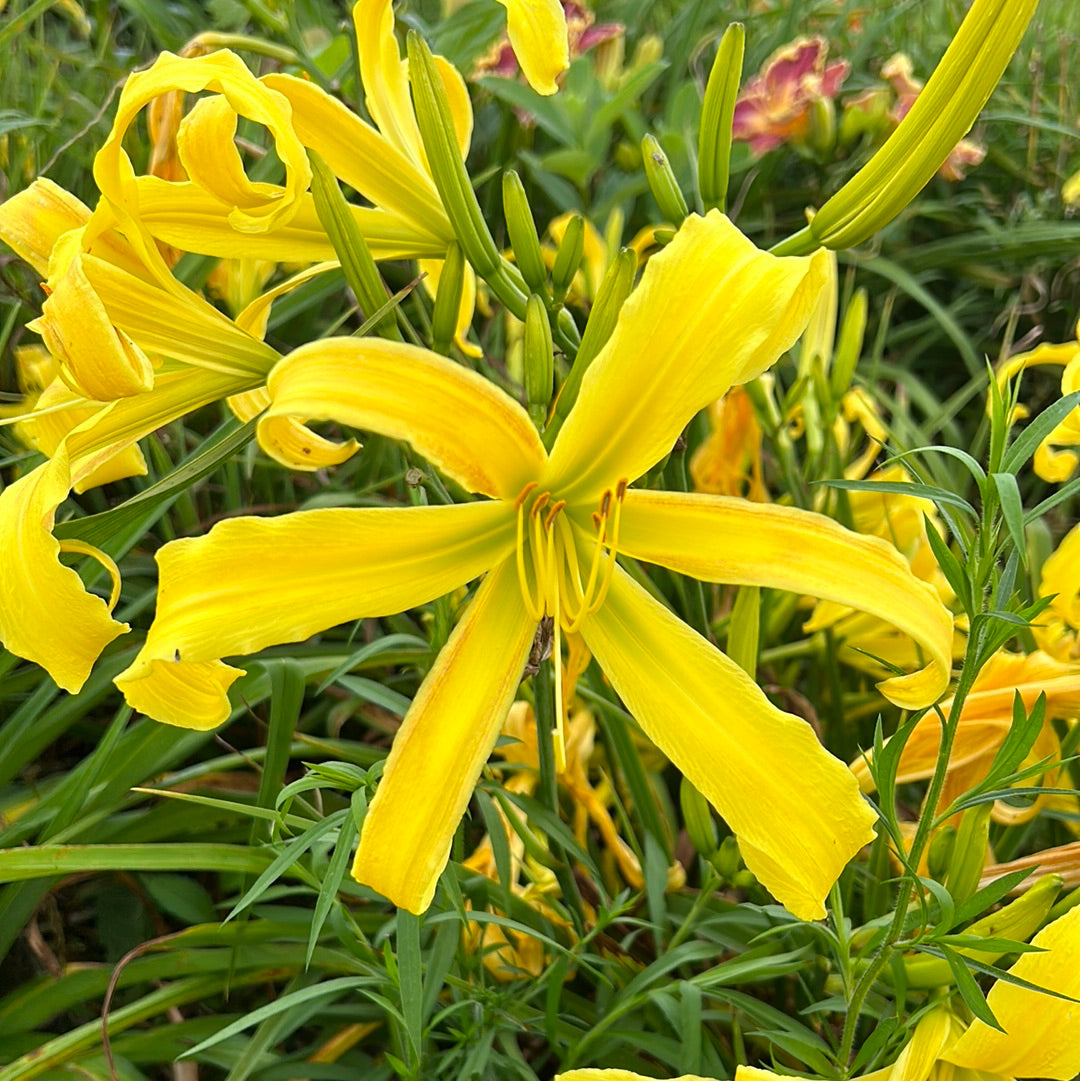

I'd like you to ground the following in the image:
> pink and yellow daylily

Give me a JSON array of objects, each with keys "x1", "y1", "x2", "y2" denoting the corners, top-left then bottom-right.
[
  {"x1": 732, "y1": 37, "x2": 849, "y2": 155},
  {"x1": 113, "y1": 212, "x2": 953, "y2": 921},
  {"x1": 557, "y1": 905, "x2": 1080, "y2": 1081}
]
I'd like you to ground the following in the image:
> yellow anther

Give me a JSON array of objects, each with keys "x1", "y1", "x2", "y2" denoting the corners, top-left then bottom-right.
[{"x1": 58, "y1": 539, "x2": 123, "y2": 613}]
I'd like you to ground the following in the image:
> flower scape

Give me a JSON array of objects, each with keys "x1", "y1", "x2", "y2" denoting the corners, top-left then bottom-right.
[{"x1": 0, "y1": 0, "x2": 1077, "y2": 1079}]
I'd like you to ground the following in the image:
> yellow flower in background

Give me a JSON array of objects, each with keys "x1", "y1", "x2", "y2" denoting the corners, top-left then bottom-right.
[
  {"x1": 995, "y1": 319, "x2": 1080, "y2": 483},
  {"x1": 81, "y1": 0, "x2": 482, "y2": 347},
  {"x1": 557, "y1": 906, "x2": 1080, "y2": 1080},
  {"x1": 852, "y1": 649, "x2": 1080, "y2": 827},
  {"x1": 1035, "y1": 521, "x2": 1080, "y2": 662},
  {"x1": 493, "y1": 0, "x2": 570, "y2": 96},
  {"x1": 112, "y1": 211, "x2": 954, "y2": 921},
  {"x1": 690, "y1": 386, "x2": 768, "y2": 501},
  {"x1": 804, "y1": 464, "x2": 960, "y2": 679},
  {"x1": 0, "y1": 178, "x2": 350, "y2": 692}
]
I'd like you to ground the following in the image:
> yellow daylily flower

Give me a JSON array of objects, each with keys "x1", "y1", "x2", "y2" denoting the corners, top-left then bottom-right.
[
  {"x1": 852, "y1": 649, "x2": 1080, "y2": 828},
  {"x1": 690, "y1": 385, "x2": 768, "y2": 501},
  {"x1": 1033, "y1": 521, "x2": 1080, "y2": 662},
  {"x1": 494, "y1": 0, "x2": 570, "y2": 96},
  {"x1": 995, "y1": 319, "x2": 1080, "y2": 484},
  {"x1": 0, "y1": 179, "x2": 346, "y2": 690},
  {"x1": 84, "y1": 2, "x2": 473, "y2": 282},
  {"x1": 556, "y1": 907, "x2": 1080, "y2": 1081},
  {"x1": 115, "y1": 211, "x2": 954, "y2": 921}
]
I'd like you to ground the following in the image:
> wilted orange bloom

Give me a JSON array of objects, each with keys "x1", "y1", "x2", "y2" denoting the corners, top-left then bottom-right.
[{"x1": 732, "y1": 37, "x2": 849, "y2": 155}]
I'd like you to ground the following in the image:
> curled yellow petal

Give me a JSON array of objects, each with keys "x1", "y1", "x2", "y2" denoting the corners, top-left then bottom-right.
[
  {"x1": 546, "y1": 211, "x2": 828, "y2": 502},
  {"x1": 495, "y1": 0, "x2": 570, "y2": 96},
  {"x1": 93, "y1": 50, "x2": 311, "y2": 244},
  {"x1": 581, "y1": 567, "x2": 876, "y2": 921},
  {"x1": 352, "y1": 559, "x2": 536, "y2": 913},
  {"x1": 30, "y1": 250, "x2": 154, "y2": 400},
  {"x1": 617, "y1": 490, "x2": 954, "y2": 709},
  {"x1": 261, "y1": 72, "x2": 452, "y2": 242},
  {"x1": 260, "y1": 338, "x2": 546, "y2": 499},
  {"x1": 0, "y1": 446, "x2": 129, "y2": 693},
  {"x1": 115, "y1": 501, "x2": 516, "y2": 729},
  {"x1": 0, "y1": 177, "x2": 89, "y2": 276},
  {"x1": 943, "y1": 905, "x2": 1080, "y2": 1080}
]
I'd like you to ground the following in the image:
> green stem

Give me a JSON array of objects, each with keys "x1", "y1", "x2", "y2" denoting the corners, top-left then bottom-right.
[{"x1": 838, "y1": 644, "x2": 982, "y2": 1070}]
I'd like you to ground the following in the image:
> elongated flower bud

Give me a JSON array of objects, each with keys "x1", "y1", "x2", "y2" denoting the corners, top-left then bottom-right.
[
  {"x1": 698, "y1": 22, "x2": 745, "y2": 213},
  {"x1": 642, "y1": 133, "x2": 688, "y2": 225},
  {"x1": 773, "y1": 0, "x2": 1038, "y2": 254},
  {"x1": 551, "y1": 246, "x2": 636, "y2": 432},
  {"x1": 551, "y1": 214, "x2": 585, "y2": 304},
  {"x1": 944, "y1": 802, "x2": 993, "y2": 904},
  {"x1": 309, "y1": 151, "x2": 401, "y2": 340},
  {"x1": 407, "y1": 31, "x2": 502, "y2": 277},
  {"x1": 524, "y1": 293, "x2": 554, "y2": 428},
  {"x1": 431, "y1": 242, "x2": 466, "y2": 356},
  {"x1": 503, "y1": 170, "x2": 548, "y2": 297}
]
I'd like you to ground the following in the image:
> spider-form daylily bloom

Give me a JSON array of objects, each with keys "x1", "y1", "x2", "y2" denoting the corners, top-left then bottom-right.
[
  {"x1": 0, "y1": 179, "x2": 348, "y2": 691},
  {"x1": 114, "y1": 212, "x2": 952, "y2": 920},
  {"x1": 556, "y1": 907, "x2": 1080, "y2": 1081},
  {"x1": 82, "y1": 2, "x2": 480, "y2": 350}
]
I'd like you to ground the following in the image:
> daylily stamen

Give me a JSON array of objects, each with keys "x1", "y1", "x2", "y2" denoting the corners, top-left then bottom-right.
[{"x1": 58, "y1": 539, "x2": 124, "y2": 613}]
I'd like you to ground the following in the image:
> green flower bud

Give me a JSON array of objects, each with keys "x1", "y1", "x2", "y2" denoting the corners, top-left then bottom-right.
[
  {"x1": 502, "y1": 170, "x2": 548, "y2": 297},
  {"x1": 431, "y1": 242, "x2": 465, "y2": 356},
  {"x1": 547, "y1": 246, "x2": 635, "y2": 447},
  {"x1": 774, "y1": 0, "x2": 1038, "y2": 254},
  {"x1": 407, "y1": 31, "x2": 502, "y2": 277},
  {"x1": 698, "y1": 22, "x2": 744, "y2": 213},
  {"x1": 524, "y1": 292, "x2": 554, "y2": 428},
  {"x1": 642, "y1": 133, "x2": 688, "y2": 225},
  {"x1": 551, "y1": 213, "x2": 585, "y2": 304},
  {"x1": 308, "y1": 150, "x2": 401, "y2": 340},
  {"x1": 944, "y1": 801, "x2": 992, "y2": 904},
  {"x1": 681, "y1": 777, "x2": 719, "y2": 858}
]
